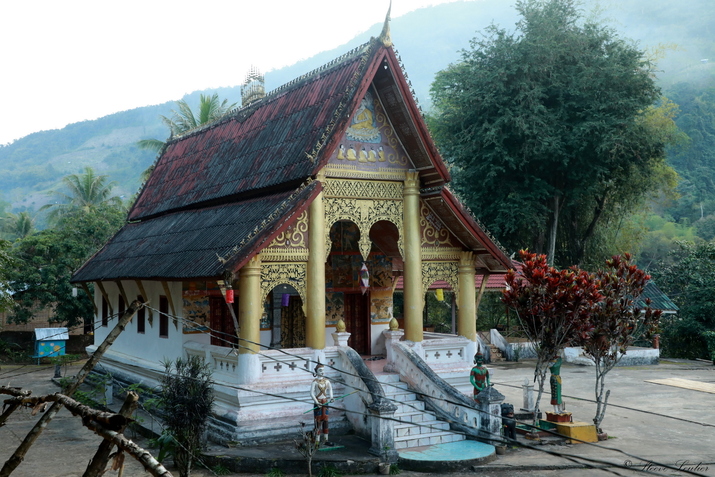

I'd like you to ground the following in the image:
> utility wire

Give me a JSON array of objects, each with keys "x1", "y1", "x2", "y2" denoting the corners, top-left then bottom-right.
[
  {"x1": 6, "y1": 304, "x2": 701, "y2": 477},
  {"x1": 104, "y1": 306, "x2": 708, "y2": 476}
]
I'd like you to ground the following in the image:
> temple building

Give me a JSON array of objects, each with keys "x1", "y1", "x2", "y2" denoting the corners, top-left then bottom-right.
[{"x1": 71, "y1": 15, "x2": 511, "y2": 451}]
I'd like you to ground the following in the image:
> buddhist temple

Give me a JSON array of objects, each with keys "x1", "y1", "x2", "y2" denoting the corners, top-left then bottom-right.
[{"x1": 72, "y1": 12, "x2": 512, "y2": 453}]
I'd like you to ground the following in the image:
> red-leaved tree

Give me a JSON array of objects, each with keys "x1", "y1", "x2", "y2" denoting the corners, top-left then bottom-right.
[
  {"x1": 577, "y1": 254, "x2": 661, "y2": 433},
  {"x1": 502, "y1": 251, "x2": 601, "y2": 421}
]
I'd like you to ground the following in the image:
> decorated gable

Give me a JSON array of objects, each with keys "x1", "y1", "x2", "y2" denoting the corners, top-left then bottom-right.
[{"x1": 328, "y1": 86, "x2": 412, "y2": 178}]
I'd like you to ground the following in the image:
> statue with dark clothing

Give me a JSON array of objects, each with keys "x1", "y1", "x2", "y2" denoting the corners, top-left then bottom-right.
[
  {"x1": 470, "y1": 352, "x2": 490, "y2": 399},
  {"x1": 501, "y1": 403, "x2": 517, "y2": 441}
]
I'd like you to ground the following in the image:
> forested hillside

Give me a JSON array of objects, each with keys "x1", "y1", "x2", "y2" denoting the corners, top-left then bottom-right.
[{"x1": 1, "y1": 0, "x2": 713, "y2": 251}]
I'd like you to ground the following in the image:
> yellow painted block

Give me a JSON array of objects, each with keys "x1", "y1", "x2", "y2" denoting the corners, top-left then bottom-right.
[{"x1": 555, "y1": 421, "x2": 598, "y2": 443}]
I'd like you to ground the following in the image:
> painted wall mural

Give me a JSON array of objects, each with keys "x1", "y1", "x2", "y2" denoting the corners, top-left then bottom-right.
[
  {"x1": 369, "y1": 254, "x2": 393, "y2": 323},
  {"x1": 331, "y1": 86, "x2": 410, "y2": 170},
  {"x1": 182, "y1": 281, "x2": 215, "y2": 334},
  {"x1": 325, "y1": 292, "x2": 344, "y2": 326}
]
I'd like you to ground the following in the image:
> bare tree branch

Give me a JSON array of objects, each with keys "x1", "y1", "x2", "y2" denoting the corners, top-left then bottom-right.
[{"x1": 0, "y1": 300, "x2": 143, "y2": 477}]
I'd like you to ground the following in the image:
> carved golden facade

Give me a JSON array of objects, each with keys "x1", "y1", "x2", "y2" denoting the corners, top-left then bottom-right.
[
  {"x1": 323, "y1": 178, "x2": 404, "y2": 260},
  {"x1": 262, "y1": 211, "x2": 309, "y2": 262},
  {"x1": 420, "y1": 203, "x2": 456, "y2": 248},
  {"x1": 260, "y1": 263, "x2": 308, "y2": 313},
  {"x1": 421, "y1": 261, "x2": 460, "y2": 304}
]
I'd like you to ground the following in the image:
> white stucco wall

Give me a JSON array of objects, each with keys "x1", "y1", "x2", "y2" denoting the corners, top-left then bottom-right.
[{"x1": 92, "y1": 280, "x2": 184, "y2": 365}]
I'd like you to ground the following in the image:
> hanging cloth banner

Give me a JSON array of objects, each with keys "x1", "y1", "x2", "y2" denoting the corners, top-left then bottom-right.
[
  {"x1": 359, "y1": 262, "x2": 370, "y2": 295},
  {"x1": 435, "y1": 288, "x2": 444, "y2": 302},
  {"x1": 281, "y1": 293, "x2": 291, "y2": 307}
]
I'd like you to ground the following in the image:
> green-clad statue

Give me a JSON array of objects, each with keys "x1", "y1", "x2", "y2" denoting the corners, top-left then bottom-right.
[
  {"x1": 470, "y1": 352, "x2": 490, "y2": 399},
  {"x1": 550, "y1": 356, "x2": 564, "y2": 413}
]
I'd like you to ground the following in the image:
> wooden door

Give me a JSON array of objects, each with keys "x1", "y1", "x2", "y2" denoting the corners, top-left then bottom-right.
[
  {"x1": 209, "y1": 297, "x2": 237, "y2": 347},
  {"x1": 280, "y1": 295, "x2": 306, "y2": 348},
  {"x1": 343, "y1": 292, "x2": 370, "y2": 355}
]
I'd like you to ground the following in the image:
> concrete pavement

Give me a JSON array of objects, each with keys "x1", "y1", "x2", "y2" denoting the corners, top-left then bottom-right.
[{"x1": 1, "y1": 358, "x2": 714, "y2": 476}]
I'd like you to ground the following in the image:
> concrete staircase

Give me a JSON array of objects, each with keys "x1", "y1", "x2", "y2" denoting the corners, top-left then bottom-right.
[
  {"x1": 489, "y1": 344, "x2": 505, "y2": 362},
  {"x1": 478, "y1": 331, "x2": 505, "y2": 362},
  {"x1": 378, "y1": 374, "x2": 465, "y2": 450}
]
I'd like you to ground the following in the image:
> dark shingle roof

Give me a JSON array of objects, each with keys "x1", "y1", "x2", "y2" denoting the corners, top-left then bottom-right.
[
  {"x1": 129, "y1": 43, "x2": 375, "y2": 221},
  {"x1": 71, "y1": 34, "x2": 509, "y2": 282},
  {"x1": 71, "y1": 183, "x2": 319, "y2": 282}
]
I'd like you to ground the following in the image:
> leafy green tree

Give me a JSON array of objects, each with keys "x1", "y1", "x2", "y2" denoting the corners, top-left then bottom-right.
[
  {"x1": 637, "y1": 214, "x2": 699, "y2": 269},
  {"x1": 7, "y1": 204, "x2": 125, "y2": 328},
  {"x1": 137, "y1": 93, "x2": 238, "y2": 155},
  {"x1": 651, "y1": 241, "x2": 715, "y2": 359},
  {"x1": 430, "y1": 0, "x2": 677, "y2": 267},
  {"x1": 694, "y1": 214, "x2": 715, "y2": 242},
  {"x1": 40, "y1": 167, "x2": 123, "y2": 223},
  {"x1": 0, "y1": 240, "x2": 14, "y2": 312},
  {"x1": 665, "y1": 80, "x2": 715, "y2": 224}
]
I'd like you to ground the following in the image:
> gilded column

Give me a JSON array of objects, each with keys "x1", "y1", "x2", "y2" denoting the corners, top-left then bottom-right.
[
  {"x1": 403, "y1": 170, "x2": 423, "y2": 342},
  {"x1": 458, "y1": 251, "x2": 477, "y2": 342},
  {"x1": 306, "y1": 179, "x2": 326, "y2": 349},
  {"x1": 238, "y1": 254, "x2": 262, "y2": 384}
]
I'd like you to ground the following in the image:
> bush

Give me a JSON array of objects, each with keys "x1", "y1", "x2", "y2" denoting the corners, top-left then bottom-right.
[
  {"x1": 660, "y1": 316, "x2": 709, "y2": 359},
  {"x1": 159, "y1": 356, "x2": 214, "y2": 477}
]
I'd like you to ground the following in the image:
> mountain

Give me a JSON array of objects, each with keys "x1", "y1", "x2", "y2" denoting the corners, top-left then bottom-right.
[{"x1": 1, "y1": 0, "x2": 713, "y2": 218}]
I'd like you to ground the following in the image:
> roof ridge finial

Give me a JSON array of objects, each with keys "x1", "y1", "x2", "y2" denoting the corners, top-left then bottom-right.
[{"x1": 379, "y1": 0, "x2": 393, "y2": 47}]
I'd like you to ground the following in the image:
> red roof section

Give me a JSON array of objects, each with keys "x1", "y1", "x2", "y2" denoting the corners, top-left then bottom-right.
[{"x1": 129, "y1": 44, "x2": 377, "y2": 220}]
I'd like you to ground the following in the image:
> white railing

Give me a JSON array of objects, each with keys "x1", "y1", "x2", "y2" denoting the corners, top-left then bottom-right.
[
  {"x1": 338, "y1": 347, "x2": 397, "y2": 459},
  {"x1": 257, "y1": 347, "x2": 342, "y2": 382},
  {"x1": 393, "y1": 341, "x2": 482, "y2": 437},
  {"x1": 421, "y1": 335, "x2": 472, "y2": 366},
  {"x1": 183, "y1": 341, "x2": 342, "y2": 383}
]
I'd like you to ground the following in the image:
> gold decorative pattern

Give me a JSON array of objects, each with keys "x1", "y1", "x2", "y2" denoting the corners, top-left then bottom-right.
[
  {"x1": 420, "y1": 203, "x2": 456, "y2": 247},
  {"x1": 323, "y1": 179, "x2": 403, "y2": 200},
  {"x1": 261, "y1": 250, "x2": 310, "y2": 262},
  {"x1": 263, "y1": 211, "x2": 309, "y2": 262},
  {"x1": 324, "y1": 197, "x2": 403, "y2": 260},
  {"x1": 261, "y1": 263, "x2": 308, "y2": 314},
  {"x1": 374, "y1": 108, "x2": 409, "y2": 166},
  {"x1": 268, "y1": 211, "x2": 308, "y2": 248},
  {"x1": 422, "y1": 261, "x2": 460, "y2": 304},
  {"x1": 323, "y1": 164, "x2": 407, "y2": 181},
  {"x1": 421, "y1": 248, "x2": 463, "y2": 261}
]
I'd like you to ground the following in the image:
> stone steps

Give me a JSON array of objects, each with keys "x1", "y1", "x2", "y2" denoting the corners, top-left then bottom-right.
[
  {"x1": 378, "y1": 374, "x2": 465, "y2": 450},
  {"x1": 489, "y1": 344, "x2": 505, "y2": 362}
]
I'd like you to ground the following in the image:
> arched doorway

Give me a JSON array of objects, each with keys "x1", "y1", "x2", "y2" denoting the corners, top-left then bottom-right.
[
  {"x1": 326, "y1": 219, "x2": 402, "y2": 355},
  {"x1": 270, "y1": 284, "x2": 305, "y2": 349},
  {"x1": 328, "y1": 220, "x2": 370, "y2": 354},
  {"x1": 423, "y1": 282, "x2": 456, "y2": 334}
]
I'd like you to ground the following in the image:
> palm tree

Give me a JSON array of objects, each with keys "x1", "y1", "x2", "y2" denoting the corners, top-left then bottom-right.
[
  {"x1": 41, "y1": 167, "x2": 123, "y2": 221},
  {"x1": 0, "y1": 211, "x2": 35, "y2": 241},
  {"x1": 137, "y1": 93, "x2": 238, "y2": 154}
]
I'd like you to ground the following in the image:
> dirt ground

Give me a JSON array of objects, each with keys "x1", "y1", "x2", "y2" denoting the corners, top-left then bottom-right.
[{"x1": 2, "y1": 360, "x2": 715, "y2": 477}]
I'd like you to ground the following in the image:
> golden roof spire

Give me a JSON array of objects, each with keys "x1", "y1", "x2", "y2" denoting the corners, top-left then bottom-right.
[{"x1": 378, "y1": 0, "x2": 393, "y2": 47}]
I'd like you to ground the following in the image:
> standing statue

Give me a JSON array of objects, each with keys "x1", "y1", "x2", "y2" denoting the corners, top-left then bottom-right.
[
  {"x1": 470, "y1": 352, "x2": 490, "y2": 399},
  {"x1": 501, "y1": 403, "x2": 517, "y2": 441},
  {"x1": 549, "y1": 356, "x2": 564, "y2": 413},
  {"x1": 310, "y1": 363, "x2": 334, "y2": 446}
]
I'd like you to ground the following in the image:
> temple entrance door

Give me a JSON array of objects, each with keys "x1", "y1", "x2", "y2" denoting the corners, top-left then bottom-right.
[
  {"x1": 209, "y1": 297, "x2": 238, "y2": 347},
  {"x1": 280, "y1": 295, "x2": 306, "y2": 348},
  {"x1": 344, "y1": 292, "x2": 370, "y2": 355}
]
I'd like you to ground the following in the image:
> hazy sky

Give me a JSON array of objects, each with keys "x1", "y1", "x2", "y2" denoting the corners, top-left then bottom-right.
[{"x1": 0, "y1": 0, "x2": 469, "y2": 146}]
